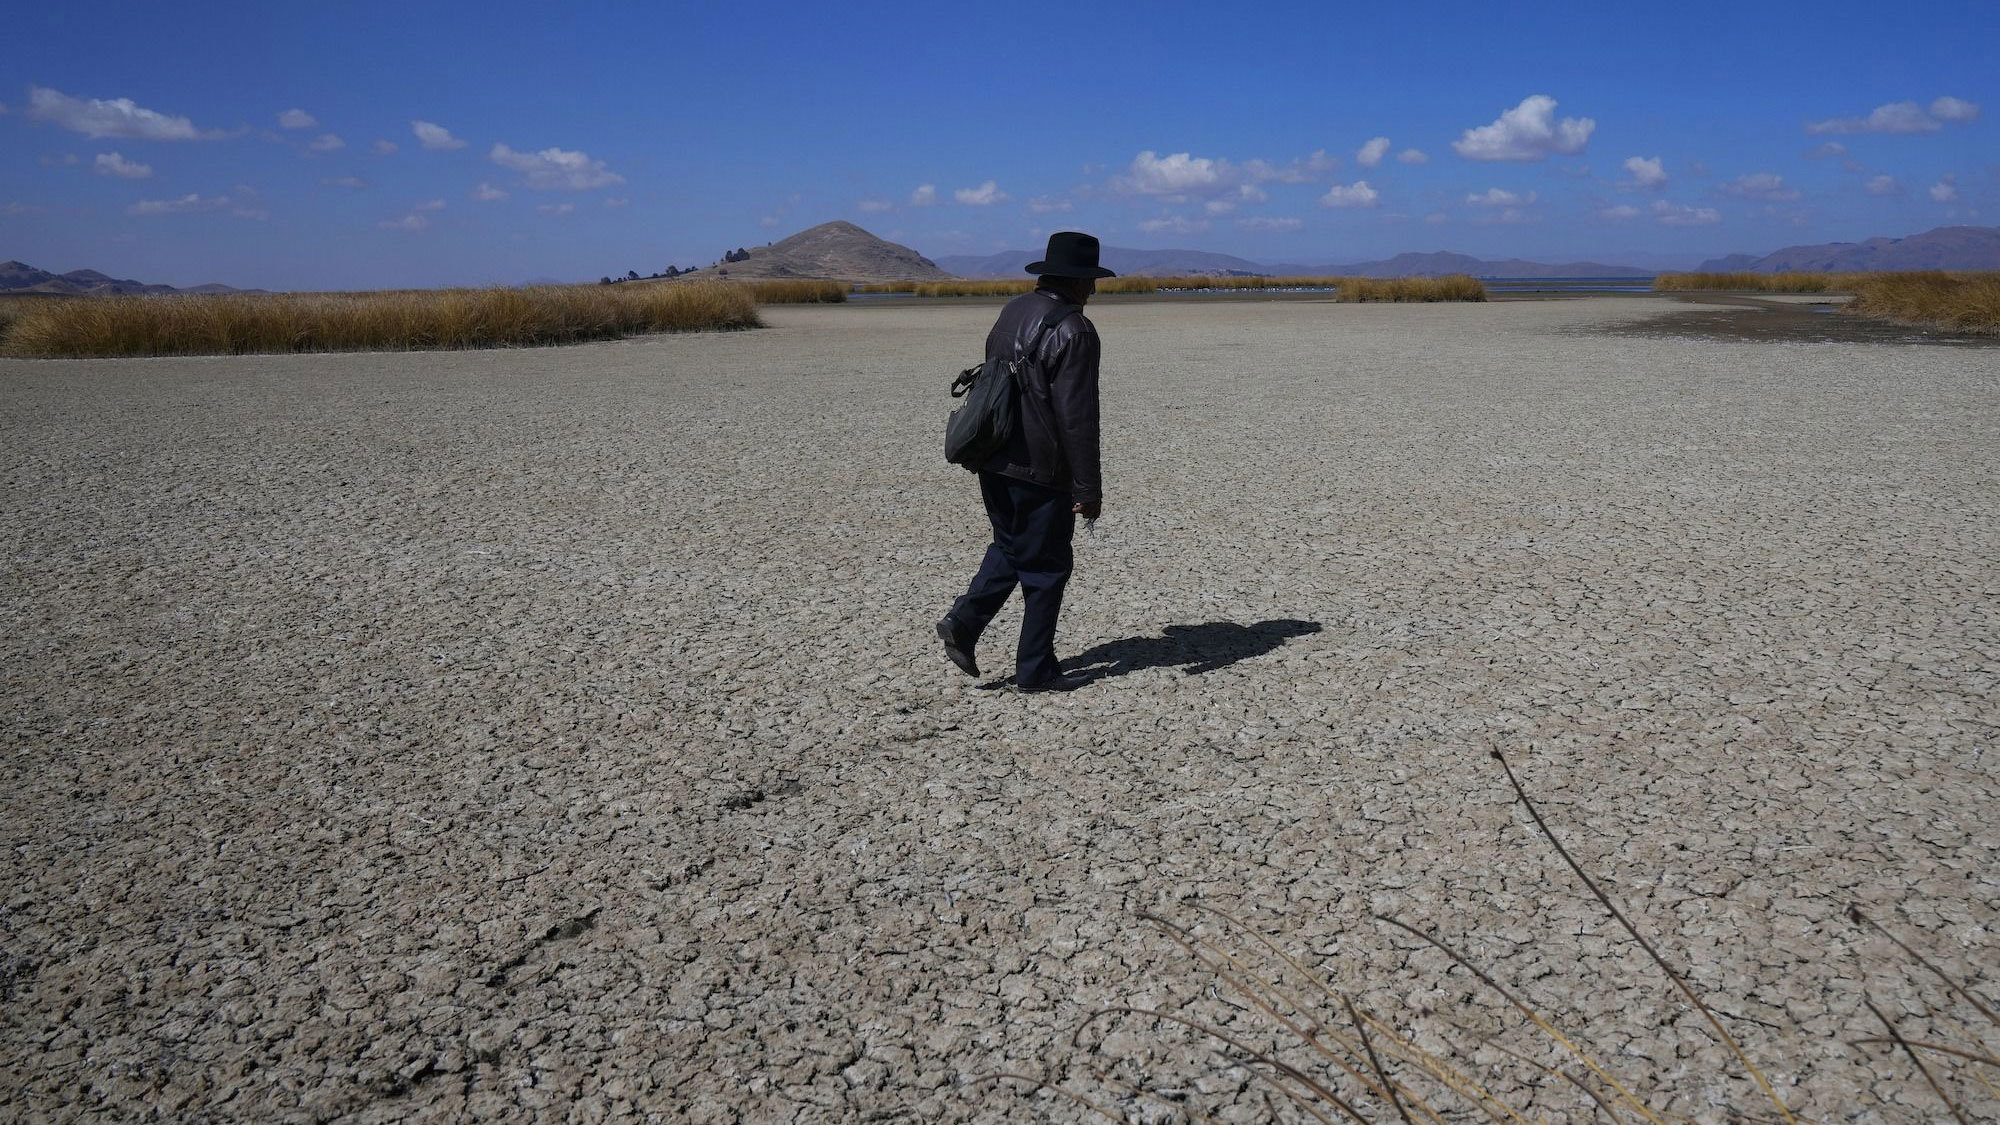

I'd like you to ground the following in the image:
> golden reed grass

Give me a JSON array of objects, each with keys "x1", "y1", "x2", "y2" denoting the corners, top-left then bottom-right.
[
  {"x1": 0, "y1": 300, "x2": 31, "y2": 345},
  {"x1": 1655, "y1": 270, "x2": 2000, "y2": 333},
  {"x1": 989, "y1": 748, "x2": 1999, "y2": 1123},
  {"x1": 877, "y1": 275, "x2": 1486, "y2": 301},
  {"x1": 0, "y1": 282, "x2": 762, "y2": 358},
  {"x1": 1653, "y1": 271, "x2": 1866, "y2": 293},
  {"x1": 734, "y1": 279, "x2": 847, "y2": 303},
  {"x1": 1848, "y1": 271, "x2": 2000, "y2": 333}
]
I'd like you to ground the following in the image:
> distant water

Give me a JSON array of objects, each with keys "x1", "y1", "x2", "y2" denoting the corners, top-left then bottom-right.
[
  {"x1": 845, "y1": 276, "x2": 1659, "y2": 299},
  {"x1": 1481, "y1": 276, "x2": 1656, "y2": 293}
]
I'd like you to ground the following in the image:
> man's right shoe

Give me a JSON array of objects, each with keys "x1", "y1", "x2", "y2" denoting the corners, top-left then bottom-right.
[
  {"x1": 1014, "y1": 673, "x2": 1090, "y2": 694},
  {"x1": 935, "y1": 615, "x2": 979, "y2": 678}
]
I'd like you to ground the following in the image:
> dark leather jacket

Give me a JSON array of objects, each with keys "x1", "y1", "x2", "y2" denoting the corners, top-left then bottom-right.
[{"x1": 980, "y1": 289, "x2": 1102, "y2": 503}]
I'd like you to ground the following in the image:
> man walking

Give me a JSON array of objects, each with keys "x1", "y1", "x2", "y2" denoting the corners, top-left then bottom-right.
[{"x1": 936, "y1": 232, "x2": 1112, "y2": 692}]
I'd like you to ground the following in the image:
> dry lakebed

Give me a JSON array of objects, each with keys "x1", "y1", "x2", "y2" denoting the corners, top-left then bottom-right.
[{"x1": 2, "y1": 296, "x2": 1996, "y2": 1123}]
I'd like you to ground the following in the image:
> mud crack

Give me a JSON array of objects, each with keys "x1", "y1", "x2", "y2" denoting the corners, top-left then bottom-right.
[
  {"x1": 483, "y1": 906, "x2": 603, "y2": 987},
  {"x1": 718, "y1": 779, "x2": 804, "y2": 811}
]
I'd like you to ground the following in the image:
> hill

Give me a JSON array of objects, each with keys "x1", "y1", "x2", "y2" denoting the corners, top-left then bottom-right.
[
  {"x1": 1695, "y1": 225, "x2": 2000, "y2": 272},
  {"x1": 0, "y1": 260, "x2": 257, "y2": 296},
  {"x1": 677, "y1": 222, "x2": 951, "y2": 283}
]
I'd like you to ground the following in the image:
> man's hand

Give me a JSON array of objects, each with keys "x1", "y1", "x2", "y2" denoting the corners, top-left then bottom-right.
[{"x1": 1073, "y1": 500, "x2": 1102, "y2": 520}]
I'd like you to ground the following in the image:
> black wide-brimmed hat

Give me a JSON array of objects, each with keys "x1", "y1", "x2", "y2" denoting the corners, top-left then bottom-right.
[{"x1": 1026, "y1": 231, "x2": 1116, "y2": 279}]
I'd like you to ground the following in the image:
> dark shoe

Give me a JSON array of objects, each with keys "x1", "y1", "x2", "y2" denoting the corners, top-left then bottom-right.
[
  {"x1": 935, "y1": 615, "x2": 979, "y2": 678},
  {"x1": 1014, "y1": 672, "x2": 1089, "y2": 694}
]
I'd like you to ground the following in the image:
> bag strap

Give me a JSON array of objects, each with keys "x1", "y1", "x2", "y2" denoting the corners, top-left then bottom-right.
[{"x1": 1015, "y1": 301, "x2": 1078, "y2": 366}]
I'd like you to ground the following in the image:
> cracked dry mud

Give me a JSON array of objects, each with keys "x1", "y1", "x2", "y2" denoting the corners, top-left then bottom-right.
[{"x1": 2, "y1": 297, "x2": 1996, "y2": 1123}]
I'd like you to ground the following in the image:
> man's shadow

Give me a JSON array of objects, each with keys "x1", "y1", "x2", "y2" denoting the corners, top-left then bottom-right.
[{"x1": 1064, "y1": 619, "x2": 1322, "y2": 681}]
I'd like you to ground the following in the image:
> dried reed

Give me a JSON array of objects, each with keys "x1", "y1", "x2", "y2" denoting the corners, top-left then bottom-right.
[
  {"x1": 0, "y1": 282, "x2": 762, "y2": 358},
  {"x1": 1654, "y1": 270, "x2": 2000, "y2": 333},
  {"x1": 913, "y1": 279, "x2": 1039, "y2": 297},
  {"x1": 735, "y1": 279, "x2": 848, "y2": 304},
  {"x1": 1653, "y1": 272, "x2": 1865, "y2": 293},
  {"x1": 0, "y1": 300, "x2": 30, "y2": 347},
  {"x1": 1847, "y1": 272, "x2": 2000, "y2": 334},
  {"x1": 989, "y1": 749, "x2": 1998, "y2": 1122}
]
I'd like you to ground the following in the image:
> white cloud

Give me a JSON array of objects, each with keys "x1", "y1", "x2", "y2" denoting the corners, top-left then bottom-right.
[
  {"x1": 93, "y1": 152, "x2": 153, "y2": 179},
  {"x1": 1396, "y1": 148, "x2": 1429, "y2": 165},
  {"x1": 411, "y1": 120, "x2": 467, "y2": 150},
  {"x1": 758, "y1": 214, "x2": 779, "y2": 229},
  {"x1": 1722, "y1": 172, "x2": 1800, "y2": 200},
  {"x1": 537, "y1": 202, "x2": 575, "y2": 215},
  {"x1": 1466, "y1": 187, "x2": 1536, "y2": 206},
  {"x1": 604, "y1": 197, "x2": 628, "y2": 208},
  {"x1": 1237, "y1": 216, "x2": 1302, "y2": 232},
  {"x1": 1320, "y1": 181, "x2": 1379, "y2": 208},
  {"x1": 1204, "y1": 182, "x2": 1270, "y2": 214},
  {"x1": 1117, "y1": 149, "x2": 1334, "y2": 200},
  {"x1": 28, "y1": 86, "x2": 222, "y2": 141},
  {"x1": 1026, "y1": 195, "x2": 1071, "y2": 214},
  {"x1": 1137, "y1": 216, "x2": 1210, "y2": 234},
  {"x1": 1652, "y1": 199, "x2": 1720, "y2": 226},
  {"x1": 1930, "y1": 96, "x2": 1980, "y2": 123},
  {"x1": 1806, "y1": 100, "x2": 1944, "y2": 135},
  {"x1": 954, "y1": 180, "x2": 1008, "y2": 205},
  {"x1": 1248, "y1": 150, "x2": 1341, "y2": 183},
  {"x1": 1806, "y1": 142, "x2": 1847, "y2": 158},
  {"x1": 1621, "y1": 155, "x2": 1667, "y2": 188},
  {"x1": 909, "y1": 183, "x2": 937, "y2": 206},
  {"x1": 1453, "y1": 95, "x2": 1594, "y2": 161},
  {"x1": 307, "y1": 133, "x2": 345, "y2": 153},
  {"x1": 1930, "y1": 176, "x2": 1959, "y2": 203},
  {"x1": 857, "y1": 197, "x2": 893, "y2": 213},
  {"x1": 1865, "y1": 174, "x2": 1901, "y2": 197},
  {"x1": 471, "y1": 182, "x2": 508, "y2": 201},
  {"x1": 129, "y1": 192, "x2": 241, "y2": 216},
  {"x1": 1119, "y1": 151, "x2": 1225, "y2": 195},
  {"x1": 277, "y1": 108, "x2": 317, "y2": 130},
  {"x1": 1600, "y1": 204, "x2": 1641, "y2": 219},
  {"x1": 414, "y1": 198, "x2": 446, "y2": 212},
  {"x1": 1356, "y1": 137, "x2": 1391, "y2": 168},
  {"x1": 489, "y1": 143, "x2": 624, "y2": 190},
  {"x1": 379, "y1": 212, "x2": 429, "y2": 232},
  {"x1": 324, "y1": 176, "x2": 368, "y2": 189},
  {"x1": 372, "y1": 139, "x2": 399, "y2": 155}
]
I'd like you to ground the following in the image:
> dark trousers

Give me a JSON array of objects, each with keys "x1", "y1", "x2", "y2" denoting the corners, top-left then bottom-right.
[{"x1": 950, "y1": 472, "x2": 1075, "y2": 685}]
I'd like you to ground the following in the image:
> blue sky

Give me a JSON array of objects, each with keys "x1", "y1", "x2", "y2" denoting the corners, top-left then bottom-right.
[{"x1": 3, "y1": 1, "x2": 1994, "y2": 289}]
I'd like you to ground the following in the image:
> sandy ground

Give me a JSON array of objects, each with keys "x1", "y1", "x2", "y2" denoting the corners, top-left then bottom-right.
[{"x1": 2, "y1": 297, "x2": 1996, "y2": 1124}]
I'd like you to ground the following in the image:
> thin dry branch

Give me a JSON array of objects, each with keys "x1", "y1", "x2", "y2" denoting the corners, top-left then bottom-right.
[{"x1": 1490, "y1": 748, "x2": 1799, "y2": 1125}]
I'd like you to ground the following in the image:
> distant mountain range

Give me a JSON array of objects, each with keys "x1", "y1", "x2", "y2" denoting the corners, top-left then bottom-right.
[
  {"x1": 0, "y1": 260, "x2": 259, "y2": 296},
  {"x1": 1276, "y1": 251, "x2": 1651, "y2": 279},
  {"x1": 1696, "y1": 225, "x2": 2000, "y2": 272},
  {"x1": 935, "y1": 246, "x2": 1273, "y2": 278},
  {"x1": 674, "y1": 221, "x2": 952, "y2": 283},
  {"x1": 935, "y1": 247, "x2": 1649, "y2": 279}
]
